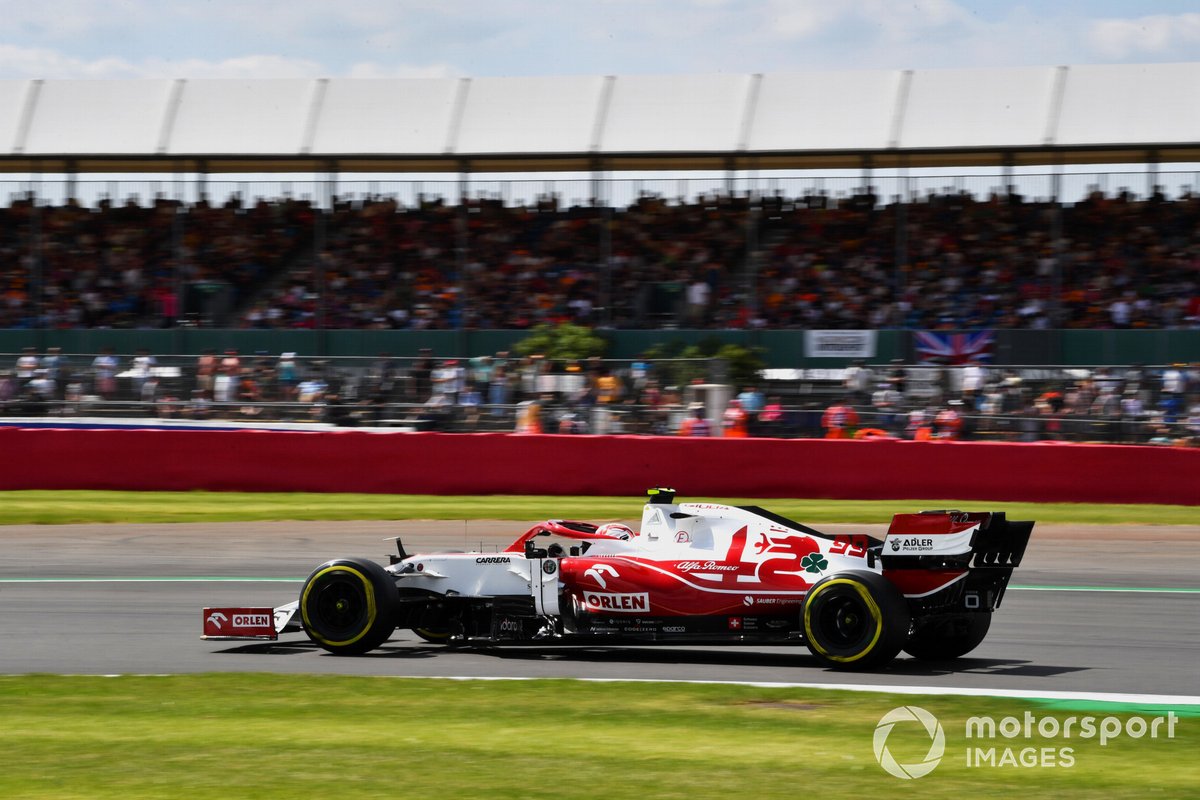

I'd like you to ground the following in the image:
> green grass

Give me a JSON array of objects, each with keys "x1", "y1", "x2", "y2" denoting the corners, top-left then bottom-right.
[
  {"x1": 0, "y1": 490, "x2": 1197, "y2": 526},
  {"x1": 0, "y1": 675, "x2": 1193, "y2": 799}
]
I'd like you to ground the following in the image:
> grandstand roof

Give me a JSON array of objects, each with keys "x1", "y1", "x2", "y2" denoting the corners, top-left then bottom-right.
[{"x1": 2, "y1": 63, "x2": 1198, "y2": 173}]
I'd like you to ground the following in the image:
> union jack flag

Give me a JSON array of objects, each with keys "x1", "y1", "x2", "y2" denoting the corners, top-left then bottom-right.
[{"x1": 913, "y1": 330, "x2": 995, "y2": 364}]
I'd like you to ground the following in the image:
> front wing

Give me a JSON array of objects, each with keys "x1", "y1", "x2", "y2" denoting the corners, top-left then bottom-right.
[{"x1": 202, "y1": 602, "x2": 300, "y2": 641}]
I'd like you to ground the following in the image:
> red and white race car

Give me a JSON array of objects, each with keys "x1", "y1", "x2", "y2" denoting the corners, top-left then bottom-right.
[{"x1": 203, "y1": 489, "x2": 1033, "y2": 669}]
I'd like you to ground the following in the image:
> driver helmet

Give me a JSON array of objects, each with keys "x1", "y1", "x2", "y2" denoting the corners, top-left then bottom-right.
[{"x1": 596, "y1": 522, "x2": 636, "y2": 540}]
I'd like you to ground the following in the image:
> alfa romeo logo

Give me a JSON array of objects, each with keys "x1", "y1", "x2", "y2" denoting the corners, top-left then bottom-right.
[{"x1": 873, "y1": 705, "x2": 945, "y2": 779}]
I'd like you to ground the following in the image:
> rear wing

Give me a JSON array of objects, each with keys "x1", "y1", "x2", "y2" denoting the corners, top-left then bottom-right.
[
  {"x1": 881, "y1": 511, "x2": 1034, "y2": 612},
  {"x1": 881, "y1": 511, "x2": 1031, "y2": 569}
]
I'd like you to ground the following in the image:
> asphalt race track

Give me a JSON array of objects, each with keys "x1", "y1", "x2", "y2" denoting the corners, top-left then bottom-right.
[{"x1": 1, "y1": 520, "x2": 1197, "y2": 697}]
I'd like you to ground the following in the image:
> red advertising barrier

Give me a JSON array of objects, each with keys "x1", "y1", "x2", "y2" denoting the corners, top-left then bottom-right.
[{"x1": 2, "y1": 427, "x2": 1197, "y2": 505}]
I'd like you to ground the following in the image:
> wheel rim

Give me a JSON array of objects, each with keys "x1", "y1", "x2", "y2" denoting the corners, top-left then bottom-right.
[
  {"x1": 814, "y1": 592, "x2": 871, "y2": 651},
  {"x1": 311, "y1": 573, "x2": 369, "y2": 639}
]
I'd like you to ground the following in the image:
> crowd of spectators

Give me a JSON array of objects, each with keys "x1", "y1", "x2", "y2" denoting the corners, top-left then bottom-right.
[
  {"x1": 1, "y1": 192, "x2": 314, "y2": 329},
  {"x1": 814, "y1": 358, "x2": 1200, "y2": 447},
  {"x1": 754, "y1": 185, "x2": 1200, "y2": 330},
  {"x1": 3, "y1": 183, "x2": 1197, "y2": 332},
  {"x1": 238, "y1": 192, "x2": 748, "y2": 330},
  {"x1": 4, "y1": 346, "x2": 1198, "y2": 447},
  {"x1": 220, "y1": 185, "x2": 1200, "y2": 332}
]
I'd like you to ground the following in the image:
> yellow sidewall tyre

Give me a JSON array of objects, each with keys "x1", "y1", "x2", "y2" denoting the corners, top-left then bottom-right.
[
  {"x1": 802, "y1": 571, "x2": 910, "y2": 670},
  {"x1": 300, "y1": 558, "x2": 399, "y2": 655},
  {"x1": 413, "y1": 627, "x2": 454, "y2": 644}
]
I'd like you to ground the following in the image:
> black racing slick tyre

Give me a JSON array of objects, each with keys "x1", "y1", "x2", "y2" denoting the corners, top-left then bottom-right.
[
  {"x1": 903, "y1": 613, "x2": 992, "y2": 661},
  {"x1": 802, "y1": 571, "x2": 910, "y2": 670},
  {"x1": 300, "y1": 558, "x2": 399, "y2": 655},
  {"x1": 412, "y1": 627, "x2": 455, "y2": 644}
]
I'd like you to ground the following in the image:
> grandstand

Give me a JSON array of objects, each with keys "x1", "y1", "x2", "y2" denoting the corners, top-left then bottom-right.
[
  {"x1": 1, "y1": 62, "x2": 1198, "y2": 447},
  {"x1": 0, "y1": 65, "x2": 1197, "y2": 363}
]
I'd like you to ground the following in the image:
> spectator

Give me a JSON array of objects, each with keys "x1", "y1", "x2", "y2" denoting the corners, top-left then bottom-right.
[
  {"x1": 960, "y1": 358, "x2": 986, "y2": 400},
  {"x1": 40, "y1": 346, "x2": 68, "y2": 410},
  {"x1": 468, "y1": 355, "x2": 493, "y2": 390},
  {"x1": 842, "y1": 360, "x2": 873, "y2": 404},
  {"x1": 488, "y1": 359, "x2": 511, "y2": 416},
  {"x1": 140, "y1": 374, "x2": 160, "y2": 406},
  {"x1": 906, "y1": 407, "x2": 933, "y2": 440},
  {"x1": 1185, "y1": 399, "x2": 1200, "y2": 439},
  {"x1": 401, "y1": 349, "x2": 430, "y2": 402},
  {"x1": 556, "y1": 407, "x2": 587, "y2": 434},
  {"x1": 1187, "y1": 362, "x2": 1200, "y2": 395},
  {"x1": 363, "y1": 352, "x2": 396, "y2": 403},
  {"x1": 297, "y1": 373, "x2": 327, "y2": 406},
  {"x1": 685, "y1": 277, "x2": 710, "y2": 326},
  {"x1": 237, "y1": 370, "x2": 263, "y2": 418},
  {"x1": 871, "y1": 381, "x2": 903, "y2": 433},
  {"x1": 934, "y1": 402, "x2": 964, "y2": 440},
  {"x1": 459, "y1": 383, "x2": 483, "y2": 430},
  {"x1": 760, "y1": 395, "x2": 784, "y2": 426},
  {"x1": 736, "y1": 385, "x2": 765, "y2": 415},
  {"x1": 91, "y1": 346, "x2": 118, "y2": 399},
  {"x1": 1018, "y1": 399, "x2": 1044, "y2": 442},
  {"x1": 821, "y1": 398, "x2": 859, "y2": 439},
  {"x1": 1120, "y1": 389, "x2": 1146, "y2": 443},
  {"x1": 213, "y1": 349, "x2": 240, "y2": 404},
  {"x1": 595, "y1": 367, "x2": 623, "y2": 405},
  {"x1": 277, "y1": 352, "x2": 299, "y2": 400},
  {"x1": 678, "y1": 404, "x2": 712, "y2": 436},
  {"x1": 515, "y1": 398, "x2": 543, "y2": 434},
  {"x1": 16, "y1": 347, "x2": 39, "y2": 387},
  {"x1": 1090, "y1": 385, "x2": 1121, "y2": 441},
  {"x1": 0, "y1": 370, "x2": 15, "y2": 412},
  {"x1": 130, "y1": 348, "x2": 156, "y2": 399},
  {"x1": 183, "y1": 388, "x2": 211, "y2": 419},
  {"x1": 887, "y1": 359, "x2": 908, "y2": 394},
  {"x1": 432, "y1": 359, "x2": 464, "y2": 403},
  {"x1": 1161, "y1": 363, "x2": 1187, "y2": 397},
  {"x1": 721, "y1": 398, "x2": 749, "y2": 438},
  {"x1": 195, "y1": 349, "x2": 217, "y2": 398}
]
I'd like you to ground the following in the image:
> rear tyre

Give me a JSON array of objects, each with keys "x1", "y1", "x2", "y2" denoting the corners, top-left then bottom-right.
[
  {"x1": 412, "y1": 628, "x2": 453, "y2": 643},
  {"x1": 802, "y1": 571, "x2": 910, "y2": 670},
  {"x1": 903, "y1": 613, "x2": 992, "y2": 661},
  {"x1": 300, "y1": 558, "x2": 399, "y2": 655}
]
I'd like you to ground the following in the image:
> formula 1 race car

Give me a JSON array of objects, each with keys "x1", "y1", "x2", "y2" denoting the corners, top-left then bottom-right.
[{"x1": 203, "y1": 489, "x2": 1033, "y2": 669}]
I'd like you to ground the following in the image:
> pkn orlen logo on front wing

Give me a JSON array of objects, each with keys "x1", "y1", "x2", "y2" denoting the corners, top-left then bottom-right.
[{"x1": 873, "y1": 706, "x2": 946, "y2": 779}]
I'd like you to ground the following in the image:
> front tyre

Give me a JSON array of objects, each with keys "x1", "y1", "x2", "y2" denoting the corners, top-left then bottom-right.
[
  {"x1": 903, "y1": 613, "x2": 992, "y2": 661},
  {"x1": 300, "y1": 558, "x2": 399, "y2": 655},
  {"x1": 802, "y1": 571, "x2": 910, "y2": 670}
]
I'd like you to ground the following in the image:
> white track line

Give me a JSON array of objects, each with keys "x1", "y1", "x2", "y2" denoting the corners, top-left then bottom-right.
[
  {"x1": 406, "y1": 676, "x2": 1200, "y2": 706},
  {"x1": 66, "y1": 674, "x2": 1200, "y2": 707},
  {"x1": 46, "y1": 676, "x2": 1190, "y2": 705}
]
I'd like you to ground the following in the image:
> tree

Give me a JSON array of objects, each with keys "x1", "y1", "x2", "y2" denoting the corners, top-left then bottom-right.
[
  {"x1": 642, "y1": 338, "x2": 765, "y2": 388},
  {"x1": 514, "y1": 322, "x2": 608, "y2": 361}
]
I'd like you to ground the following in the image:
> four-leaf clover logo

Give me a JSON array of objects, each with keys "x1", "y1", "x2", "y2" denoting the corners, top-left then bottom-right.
[{"x1": 801, "y1": 553, "x2": 828, "y2": 573}]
